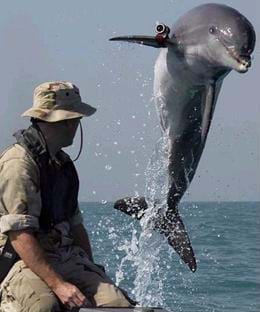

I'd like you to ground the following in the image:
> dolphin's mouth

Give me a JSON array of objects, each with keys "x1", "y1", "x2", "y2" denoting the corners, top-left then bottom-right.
[
  {"x1": 228, "y1": 47, "x2": 251, "y2": 68},
  {"x1": 210, "y1": 25, "x2": 253, "y2": 73},
  {"x1": 219, "y1": 41, "x2": 251, "y2": 73}
]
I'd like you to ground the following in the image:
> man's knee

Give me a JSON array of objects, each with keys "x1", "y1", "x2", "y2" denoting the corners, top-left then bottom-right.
[
  {"x1": 28, "y1": 295, "x2": 60, "y2": 312},
  {"x1": 0, "y1": 261, "x2": 60, "y2": 312},
  {"x1": 94, "y1": 283, "x2": 132, "y2": 307},
  {"x1": 0, "y1": 292, "x2": 60, "y2": 312}
]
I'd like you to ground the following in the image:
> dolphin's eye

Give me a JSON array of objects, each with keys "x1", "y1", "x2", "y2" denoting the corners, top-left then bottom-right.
[{"x1": 209, "y1": 26, "x2": 217, "y2": 35}]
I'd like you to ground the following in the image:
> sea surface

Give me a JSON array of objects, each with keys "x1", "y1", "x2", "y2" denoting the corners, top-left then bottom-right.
[{"x1": 81, "y1": 201, "x2": 260, "y2": 312}]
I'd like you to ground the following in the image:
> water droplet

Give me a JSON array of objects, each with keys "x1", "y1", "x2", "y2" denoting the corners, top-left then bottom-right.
[
  {"x1": 105, "y1": 165, "x2": 112, "y2": 171},
  {"x1": 134, "y1": 191, "x2": 139, "y2": 197}
]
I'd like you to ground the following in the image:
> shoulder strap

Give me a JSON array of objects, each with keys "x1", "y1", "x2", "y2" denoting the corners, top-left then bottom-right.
[{"x1": 13, "y1": 127, "x2": 49, "y2": 168}]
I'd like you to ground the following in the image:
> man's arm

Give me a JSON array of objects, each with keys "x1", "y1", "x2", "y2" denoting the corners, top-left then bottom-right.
[
  {"x1": 71, "y1": 223, "x2": 94, "y2": 262},
  {"x1": 9, "y1": 230, "x2": 89, "y2": 309}
]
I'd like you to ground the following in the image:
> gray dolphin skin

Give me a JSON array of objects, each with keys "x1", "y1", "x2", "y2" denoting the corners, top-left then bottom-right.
[{"x1": 110, "y1": 3, "x2": 256, "y2": 272}]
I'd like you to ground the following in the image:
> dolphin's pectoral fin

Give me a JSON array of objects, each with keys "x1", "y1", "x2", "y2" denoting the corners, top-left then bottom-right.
[
  {"x1": 200, "y1": 81, "x2": 223, "y2": 145},
  {"x1": 156, "y1": 213, "x2": 197, "y2": 272},
  {"x1": 114, "y1": 197, "x2": 148, "y2": 220}
]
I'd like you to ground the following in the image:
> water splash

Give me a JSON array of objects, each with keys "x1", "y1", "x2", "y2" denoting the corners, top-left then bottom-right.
[
  {"x1": 133, "y1": 135, "x2": 169, "y2": 306},
  {"x1": 116, "y1": 134, "x2": 171, "y2": 306}
]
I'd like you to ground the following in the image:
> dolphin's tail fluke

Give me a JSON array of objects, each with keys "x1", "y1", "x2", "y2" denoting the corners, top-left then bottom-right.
[
  {"x1": 114, "y1": 197, "x2": 148, "y2": 220},
  {"x1": 158, "y1": 212, "x2": 197, "y2": 272},
  {"x1": 114, "y1": 197, "x2": 197, "y2": 272}
]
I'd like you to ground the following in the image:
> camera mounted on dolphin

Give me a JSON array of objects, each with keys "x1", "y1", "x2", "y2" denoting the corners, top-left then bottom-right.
[{"x1": 110, "y1": 23, "x2": 175, "y2": 48}]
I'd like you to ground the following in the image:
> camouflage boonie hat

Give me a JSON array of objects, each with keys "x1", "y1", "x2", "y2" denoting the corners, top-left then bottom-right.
[{"x1": 22, "y1": 81, "x2": 96, "y2": 122}]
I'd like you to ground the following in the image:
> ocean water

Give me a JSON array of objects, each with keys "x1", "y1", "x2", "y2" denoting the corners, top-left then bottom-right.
[{"x1": 81, "y1": 201, "x2": 260, "y2": 312}]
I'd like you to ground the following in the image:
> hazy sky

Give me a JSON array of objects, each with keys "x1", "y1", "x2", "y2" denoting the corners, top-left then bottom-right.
[{"x1": 0, "y1": 0, "x2": 259, "y2": 202}]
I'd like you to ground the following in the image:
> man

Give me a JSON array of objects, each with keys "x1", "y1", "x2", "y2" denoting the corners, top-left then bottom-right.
[{"x1": 0, "y1": 81, "x2": 132, "y2": 311}]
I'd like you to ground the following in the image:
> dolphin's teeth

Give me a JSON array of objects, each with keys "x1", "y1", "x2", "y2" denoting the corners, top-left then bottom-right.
[
  {"x1": 220, "y1": 39, "x2": 251, "y2": 68},
  {"x1": 227, "y1": 46, "x2": 250, "y2": 67}
]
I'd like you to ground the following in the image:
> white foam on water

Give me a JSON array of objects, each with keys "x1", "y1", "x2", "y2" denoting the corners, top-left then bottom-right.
[
  {"x1": 133, "y1": 135, "x2": 169, "y2": 306},
  {"x1": 116, "y1": 134, "x2": 172, "y2": 306}
]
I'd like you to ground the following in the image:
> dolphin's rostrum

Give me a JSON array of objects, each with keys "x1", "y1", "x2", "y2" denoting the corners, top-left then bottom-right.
[{"x1": 110, "y1": 3, "x2": 256, "y2": 272}]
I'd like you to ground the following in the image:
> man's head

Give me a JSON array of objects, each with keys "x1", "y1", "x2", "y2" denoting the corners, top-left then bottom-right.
[{"x1": 22, "y1": 81, "x2": 96, "y2": 153}]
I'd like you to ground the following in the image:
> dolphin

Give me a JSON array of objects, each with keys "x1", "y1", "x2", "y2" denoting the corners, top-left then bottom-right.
[{"x1": 110, "y1": 3, "x2": 256, "y2": 272}]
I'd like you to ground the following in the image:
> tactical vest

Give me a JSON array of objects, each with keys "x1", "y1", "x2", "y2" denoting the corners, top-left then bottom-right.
[
  {"x1": 14, "y1": 125, "x2": 79, "y2": 231},
  {"x1": 0, "y1": 125, "x2": 79, "y2": 283}
]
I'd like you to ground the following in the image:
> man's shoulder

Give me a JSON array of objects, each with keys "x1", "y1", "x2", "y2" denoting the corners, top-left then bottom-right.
[
  {"x1": 0, "y1": 144, "x2": 39, "y2": 174},
  {"x1": 1, "y1": 144, "x2": 29, "y2": 163}
]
